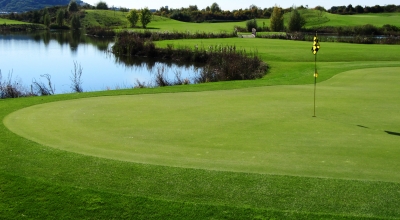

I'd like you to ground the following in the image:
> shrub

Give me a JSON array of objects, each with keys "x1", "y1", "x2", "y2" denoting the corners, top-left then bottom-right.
[
  {"x1": 246, "y1": 19, "x2": 258, "y2": 32},
  {"x1": 86, "y1": 27, "x2": 115, "y2": 37},
  {"x1": 127, "y1": 10, "x2": 139, "y2": 27}
]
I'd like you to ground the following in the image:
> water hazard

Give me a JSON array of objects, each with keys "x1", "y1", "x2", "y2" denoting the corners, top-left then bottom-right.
[{"x1": 0, "y1": 31, "x2": 199, "y2": 94}]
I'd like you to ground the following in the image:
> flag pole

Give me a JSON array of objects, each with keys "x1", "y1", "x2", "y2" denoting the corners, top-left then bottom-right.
[
  {"x1": 312, "y1": 31, "x2": 319, "y2": 117},
  {"x1": 313, "y1": 52, "x2": 317, "y2": 117}
]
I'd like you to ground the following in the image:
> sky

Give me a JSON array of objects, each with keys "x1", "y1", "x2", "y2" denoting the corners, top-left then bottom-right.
[{"x1": 85, "y1": 1, "x2": 397, "y2": 11}]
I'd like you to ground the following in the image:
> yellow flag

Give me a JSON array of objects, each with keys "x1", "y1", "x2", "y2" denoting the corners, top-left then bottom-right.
[{"x1": 311, "y1": 36, "x2": 320, "y2": 55}]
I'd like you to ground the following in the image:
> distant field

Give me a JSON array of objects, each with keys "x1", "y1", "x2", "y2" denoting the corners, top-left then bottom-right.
[
  {"x1": 0, "y1": 18, "x2": 29, "y2": 25},
  {"x1": 318, "y1": 12, "x2": 400, "y2": 27}
]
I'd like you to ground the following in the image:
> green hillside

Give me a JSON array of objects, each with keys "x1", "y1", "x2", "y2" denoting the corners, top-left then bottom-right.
[
  {"x1": 80, "y1": 9, "x2": 400, "y2": 32},
  {"x1": 0, "y1": 0, "x2": 70, "y2": 12}
]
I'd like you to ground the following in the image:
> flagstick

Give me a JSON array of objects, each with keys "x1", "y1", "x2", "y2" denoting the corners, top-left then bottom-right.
[{"x1": 313, "y1": 53, "x2": 317, "y2": 117}]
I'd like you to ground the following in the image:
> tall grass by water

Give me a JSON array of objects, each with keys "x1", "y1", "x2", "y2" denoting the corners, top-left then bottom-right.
[{"x1": 112, "y1": 31, "x2": 268, "y2": 83}]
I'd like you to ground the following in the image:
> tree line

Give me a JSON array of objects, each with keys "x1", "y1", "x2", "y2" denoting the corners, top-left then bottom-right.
[
  {"x1": 154, "y1": 3, "x2": 274, "y2": 22},
  {"x1": 328, "y1": 4, "x2": 400, "y2": 14},
  {"x1": 153, "y1": 3, "x2": 400, "y2": 23}
]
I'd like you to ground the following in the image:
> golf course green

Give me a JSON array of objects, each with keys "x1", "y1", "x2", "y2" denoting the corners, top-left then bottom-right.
[{"x1": 4, "y1": 67, "x2": 400, "y2": 183}]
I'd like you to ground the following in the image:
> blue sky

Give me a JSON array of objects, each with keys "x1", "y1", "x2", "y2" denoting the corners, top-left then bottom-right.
[{"x1": 86, "y1": 1, "x2": 396, "y2": 10}]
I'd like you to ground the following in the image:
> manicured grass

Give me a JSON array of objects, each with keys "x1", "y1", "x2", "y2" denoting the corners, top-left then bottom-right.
[
  {"x1": 294, "y1": 10, "x2": 400, "y2": 28},
  {"x1": 322, "y1": 12, "x2": 400, "y2": 27},
  {"x1": 1, "y1": 68, "x2": 400, "y2": 219},
  {"x1": 5, "y1": 67, "x2": 400, "y2": 183}
]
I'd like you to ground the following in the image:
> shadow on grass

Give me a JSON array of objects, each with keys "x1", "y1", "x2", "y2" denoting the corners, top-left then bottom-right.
[
  {"x1": 357, "y1": 125, "x2": 400, "y2": 137},
  {"x1": 385, "y1": 130, "x2": 400, "y2": 136}
]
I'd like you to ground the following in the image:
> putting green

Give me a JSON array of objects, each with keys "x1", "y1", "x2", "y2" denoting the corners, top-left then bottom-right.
[{"x1": 4, "y1": 67, "x2": 400, "y2": 182}]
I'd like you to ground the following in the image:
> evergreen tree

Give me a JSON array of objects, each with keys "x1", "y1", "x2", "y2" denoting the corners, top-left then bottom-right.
[
  {"x1": 270, "y1": 6, "x2": 284, "y2": 32},
  {"x1": 287, "y1": 9, "x2": 306, "y2": 32}
]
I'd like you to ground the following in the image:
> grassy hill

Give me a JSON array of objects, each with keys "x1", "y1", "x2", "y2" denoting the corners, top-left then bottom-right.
[
  {"x1": 0, "y1": 0, "x2": 79, "y2": 12},
  {"x1": 80, "y1": 9, "x2": 400, "y2": 32},
  {"x1": 2, "y1": 8, "x2": 399, "y2": 31}
]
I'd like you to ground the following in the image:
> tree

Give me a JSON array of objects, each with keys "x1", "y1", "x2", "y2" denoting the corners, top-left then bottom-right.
[
  {"x1": 71, "y1": 14, "x2": 81, "y2": 30},
  {"x1": 355, "y1": 5, "x2": 364, "y2": 13},
  {"x1": 43, "y1": 13, "x2": 50, "y2": 27},
  {"x1": 68, "y1": 0, "x2": 79, "y2": 12},
  {"x1": 96, "y1": 1, "x2": 108, "y2": 10},
  {"x1": 140, "y1": 8, "x2": 152, "y2": 28},
  {"x1": 287, "y1": 8, "x2": 305, "y2": 32},
  {"x1": 56, "y1": 9, "x2": 65, "y2": 27},
  {"x1": 210, "y1": 2, "x2": 221, "y2": 13},
  {"x1": 127, "y1": 9, "x2": 139, "y2": 27},
  {"x1": 270, "y1": 6, "x2": 284, "y2": 31}
]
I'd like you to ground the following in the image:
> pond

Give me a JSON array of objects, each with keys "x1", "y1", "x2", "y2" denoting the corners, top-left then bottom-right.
[{"x1": 0, "y1": 31, "x2": 199, "y2": 94}]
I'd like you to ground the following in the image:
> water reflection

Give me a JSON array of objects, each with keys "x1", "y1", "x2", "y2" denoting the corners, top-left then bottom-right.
[{"x1": 0, "y1": 31, "x2": 200, "y2": 95}]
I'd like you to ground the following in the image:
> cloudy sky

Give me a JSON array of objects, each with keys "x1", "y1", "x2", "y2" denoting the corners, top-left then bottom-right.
[{"x1": 86, "y1": 1, "x2": 396, "y2": 10}]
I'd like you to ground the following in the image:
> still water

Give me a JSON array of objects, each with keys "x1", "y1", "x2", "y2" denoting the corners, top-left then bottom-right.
[{"x1": 0, "y1": 31, "x2": 198, "y2": 94}]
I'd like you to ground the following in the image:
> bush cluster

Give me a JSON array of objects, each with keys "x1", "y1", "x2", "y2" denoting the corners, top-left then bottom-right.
[
  {"x1": 86, "y1": 26, "x2": 116, "y2": 37},
  {"x1": 112, "y1": 31, "x2": 268, "y2": 83},
  {"x1": 306, "y1": 24, "x2": 400, "y2": 36},
  {"x1": 84, "y1": 28, "x2": 237, "y2": 39}
]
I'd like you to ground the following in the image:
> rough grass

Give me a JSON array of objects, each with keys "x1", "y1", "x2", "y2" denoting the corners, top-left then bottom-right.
[{"x1": 81, "y1": 9, "x2": 130, "y2": 28}]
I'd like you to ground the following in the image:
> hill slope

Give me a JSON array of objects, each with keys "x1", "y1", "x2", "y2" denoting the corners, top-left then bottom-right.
[{"x1": 0, "y1": 0, "x2": 76, "y2": 12}]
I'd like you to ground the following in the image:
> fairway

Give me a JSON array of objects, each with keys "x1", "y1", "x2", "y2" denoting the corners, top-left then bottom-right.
[{"x1": 5, "y1": 67, "x2": 400, "y2": 183}]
